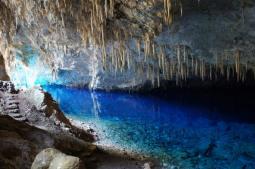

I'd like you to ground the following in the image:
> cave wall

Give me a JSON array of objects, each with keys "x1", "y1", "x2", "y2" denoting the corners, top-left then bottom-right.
[
  {"x1": 0, "y1": 0, "x2": 255, "y2": 89},
  {"x1": 0, "y1": 53, "x2": 9, "y2": 81}
]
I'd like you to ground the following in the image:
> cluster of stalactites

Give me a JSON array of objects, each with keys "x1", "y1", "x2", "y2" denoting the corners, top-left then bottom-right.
[
  {"x1": 1, "y1": 0, "x2": 252, "y2": 87},
  {"x1": 2, "y1": 0, "x2": 181, "y2": 75},
  {"x1": 103, "y1": 42, "x2": 252, "y2": 87},
  {"x1": 2, "y1": 0, "x2": 180, "y2": 48}
]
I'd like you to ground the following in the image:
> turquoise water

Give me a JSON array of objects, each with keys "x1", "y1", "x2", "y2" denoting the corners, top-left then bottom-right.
[{"x1": 43, "y1": 85, "x2": 255, "y2": 169}]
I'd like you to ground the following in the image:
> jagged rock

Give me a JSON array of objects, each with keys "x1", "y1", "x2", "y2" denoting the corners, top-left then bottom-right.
[{"x1": 18, "y1": 87, "x2": 95, "y2": 142}]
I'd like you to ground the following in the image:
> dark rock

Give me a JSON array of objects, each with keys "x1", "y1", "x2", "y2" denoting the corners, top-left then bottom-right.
[
  {"x1": 0, "y1": 54, "x2": 9, "y2": 81},
  {"x1": 0, "y1": 115, "x2": 96, "y2": 169}
]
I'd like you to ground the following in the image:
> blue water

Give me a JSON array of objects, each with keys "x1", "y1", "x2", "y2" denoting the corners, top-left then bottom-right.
[{"x1": 43, "y1": 85, "x2": 255, "y2": 169}]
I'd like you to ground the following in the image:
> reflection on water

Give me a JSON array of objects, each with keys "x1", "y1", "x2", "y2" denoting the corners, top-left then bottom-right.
[
  {"x1": 43, "y1": 85, "x2": 255, "y2": 169},
  {"x1": 91, "y1": 92, "x2": 101, "y2": 119}
]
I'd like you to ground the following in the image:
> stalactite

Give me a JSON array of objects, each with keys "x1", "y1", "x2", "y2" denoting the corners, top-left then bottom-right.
[
  {"x1": 157, "y1": 69, "x2": 160, "y2": 87},
  {"x1": 235, "y1": 50, "x2": 241, "y2": 81},
  {"x1": 209, "y1": 65, "x2": 212, "y2": 80},
  {"x1": 191, "y1": 56, "x2": 194, "y2": 75},
  {"x1": 195, "y1": 59, "x2": 198, "y2": 77},
  {"x1": 164, "y1": 0, "x2": 173, "y2": 25},
  {"x1": 226, "y1": 66, "x2": 230, "y2": 81}
]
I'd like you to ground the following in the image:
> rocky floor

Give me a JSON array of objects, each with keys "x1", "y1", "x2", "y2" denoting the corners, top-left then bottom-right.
[{"x1": 0, "y1": 81, "x2": 156, "y2": 169}]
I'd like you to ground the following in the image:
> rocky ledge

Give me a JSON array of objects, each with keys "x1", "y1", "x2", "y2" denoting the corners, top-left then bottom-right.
[
  {"x1": 0, "y1": 81, "x2": 95, "y2": 142},
  {"x1": 0, "y1": 81, "x2": 157, "y2": 169}
]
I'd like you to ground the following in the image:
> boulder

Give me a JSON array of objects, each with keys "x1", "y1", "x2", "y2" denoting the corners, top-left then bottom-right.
[
  {"x1": 31, "y1": 148, "x2": 61, "y2": 169},
  {"x1": 48, "y1": 153, "x2": 81, "y2": 169},
  {"x1": 31, "y1": 148, "x2": 83, "y2": 169}
]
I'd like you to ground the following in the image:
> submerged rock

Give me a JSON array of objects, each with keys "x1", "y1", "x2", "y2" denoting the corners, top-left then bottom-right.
[{"x1": 204, "y1": 143, "x2": 217, "y2": 157}]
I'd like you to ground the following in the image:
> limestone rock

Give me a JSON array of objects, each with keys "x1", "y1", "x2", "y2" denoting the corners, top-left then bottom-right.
[
  {"x1": 31, "y1": 148, "x2": 83, "y2": 169},
  {"x1": 48, "y1": 153, "x2": 81, "y2": 169},
  {"x1": 31, "y1": 148, "x2": 61, "y2": 169}
]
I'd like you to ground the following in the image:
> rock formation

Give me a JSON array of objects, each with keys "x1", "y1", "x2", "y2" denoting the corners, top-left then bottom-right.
[
  {"x1": 0, "y1": 80, "x2": 95, "y2": 141},
  {"x1": 0, "y1": 0, "x2": 254, "y2": 90},
  {"x1": 0, "y1": 115, "x2": 96, "y2": 169}
]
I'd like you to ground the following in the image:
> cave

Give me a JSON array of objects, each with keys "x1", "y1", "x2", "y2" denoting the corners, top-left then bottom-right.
[{"x1": 0, "y1": 0, "x2": 255, "y2": 169}]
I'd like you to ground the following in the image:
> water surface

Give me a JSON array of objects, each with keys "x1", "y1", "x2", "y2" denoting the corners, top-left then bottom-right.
[{"x1": 43, "y1": 85, "x2": 255, "y2": 169}]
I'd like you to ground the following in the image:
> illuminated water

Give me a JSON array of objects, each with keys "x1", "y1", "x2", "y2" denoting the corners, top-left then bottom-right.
[{"x1": 43, "y1": 85, "x2": 255, "y2": 169}]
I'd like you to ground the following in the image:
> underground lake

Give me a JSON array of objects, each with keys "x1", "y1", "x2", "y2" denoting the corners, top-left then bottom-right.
[{"x1": 43, "y1": 85, "x2": 255, "y2": 169}]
